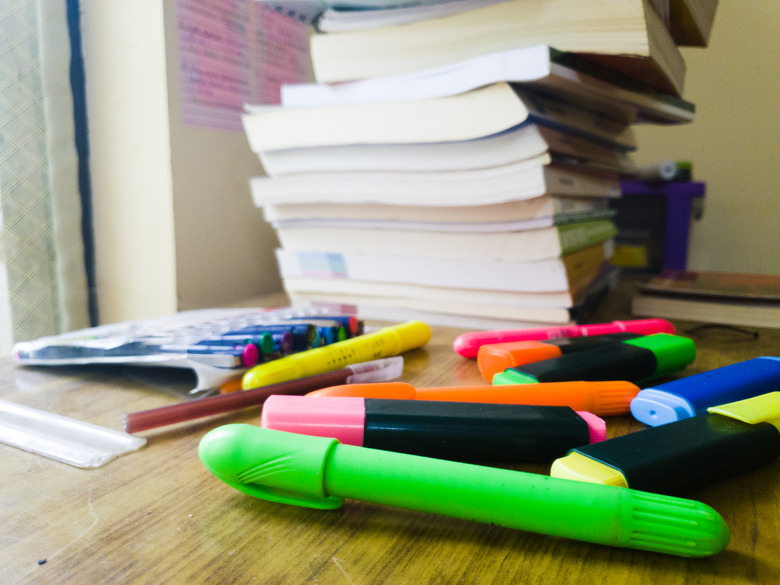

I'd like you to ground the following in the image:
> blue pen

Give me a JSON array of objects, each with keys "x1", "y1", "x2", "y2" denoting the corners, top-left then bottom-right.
[
  {"x1": 160, "y1": 343, "x2": 259, "y2": 367},
  {"x1": 631, "y1": 356, "x2": 780, "y2": 426},
  {"x1": 282, "y1": 315, "x2": 360, "y2": 336},
  {"x1": 282, "y1": 316, "x2": 354, "y2": 345},
  {"x1": 210, "y1": 332, "x2": 294, "y2": 354},
  {"x1": 244, "y1": 321, "x2": 344, "y2": 345},
  {"x1": 231, "y1": 324, "x2": 320, "y2": 350},
  {"x1": 199, "y1": 333, "x2": 276, "y2": 355}
]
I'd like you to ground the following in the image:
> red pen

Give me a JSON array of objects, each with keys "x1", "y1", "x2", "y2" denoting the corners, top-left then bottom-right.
[
  {"x1": 453, "y1": 319, "x2": 675, "y2": 358},
  {"x1": 123, "y1": 357, "x2": 403, "y2": 433}
]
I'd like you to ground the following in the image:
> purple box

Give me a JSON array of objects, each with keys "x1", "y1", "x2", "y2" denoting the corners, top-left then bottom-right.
[{"x1": 616, "y1": 181, "x2": 706, "y2": 271}]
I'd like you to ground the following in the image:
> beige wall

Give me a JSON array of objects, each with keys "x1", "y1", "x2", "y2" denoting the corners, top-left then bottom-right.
[
  {"x1": 161, "y1": 2, "x2": 283, "y2": 312},
  {"x1": 633, "y1": 0, "x2": 780, "y2": 274},
  {"x1": 81, "y1": 1, "x2": 179, "y2": 322},
  {"x1": 81, "y1": 1, "x2": 281, "y2": 324}
]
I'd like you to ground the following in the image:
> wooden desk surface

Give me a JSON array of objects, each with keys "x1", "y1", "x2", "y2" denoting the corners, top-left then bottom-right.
[{"x1": 2, "y1": 284, "x2": 779, "y2": 584}]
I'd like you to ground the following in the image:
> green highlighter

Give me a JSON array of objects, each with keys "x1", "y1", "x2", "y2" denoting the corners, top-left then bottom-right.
[
  {"x1": 493, "y1": 333, "x2": 696, "y2": 385},
  {"x1": 199, "y1": 425, "x2": 729, "y2": 558}
]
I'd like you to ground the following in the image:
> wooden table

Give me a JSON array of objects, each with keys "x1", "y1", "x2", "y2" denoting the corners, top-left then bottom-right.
[{"x1": 2, "y1": 284, "x2": 779, "y2": 584}]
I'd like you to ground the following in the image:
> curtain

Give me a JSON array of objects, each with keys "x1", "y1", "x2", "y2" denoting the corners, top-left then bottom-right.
[{"x1": 0, "y1": 0, "x2": 90, "y2": 354}]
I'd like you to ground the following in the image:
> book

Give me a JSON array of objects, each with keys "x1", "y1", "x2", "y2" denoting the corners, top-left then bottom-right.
[
  {"x1": 275, "y1": 217, "x2": 618, "y2": 264},
  {"x1": 289, "y1": 290, "x2": 573, "y2": 325},
  {"x1": 262, "y1": 194, "x2": 610, "y2": 225},
  {"x1": 271, "y1": 208, "x2": 614, "y2": 231},
  {"x1": 285, "y1": 263, "x2": 620, "y2": 329},
  {"x1": 650, "y1": 0, "x2": 719, "y2": 46},
  {"x1": 294, "y1": 298, "x2": 575, "y2": 331},
  {"x1": 249, "y1": 156, "x2": 622, "y2": 208},
  {"x1": 264, "y1": 0, "x2": 718, "y2": 49},
  {"x1": 631, "y1": 270, "x2": 780, "y2": 329},
  {"x1": 283, "y1": 259, "x2": 614, "y2": 309},
  {"x1": 285, "y1": 278, "x2": 575, "y2": 312},
  {"x1": 632, "y1": 295, "x2": 780, "y2": 330},
  {"x1": 275, "y1": 239, "x2": 614, "y2": 294},
  {"x1": 255, "y1": 123, "x2": 636, "y2": 178},
  {"x1": 307, "y1": 0, "x2": 687, "y2": 95},
  {"x1": 637, "y1": 270, "x2": 780, "y2": 301},
  {"x1": 259, "y1": 0, "x2": 470, "y2": 26},
  {"x1": 242, "y1": 83, "x2": 636, "y2": 153},
  {"x1": 314, "y1": 0, "x2": 508, "y2": 32},
  {"x1": 280, "y1": 45, "x2": 695, "y2": 125}
]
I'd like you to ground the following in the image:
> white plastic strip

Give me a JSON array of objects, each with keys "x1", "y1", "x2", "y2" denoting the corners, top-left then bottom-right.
[{"x1": 0, "y1": 399, "x2": 146, "y2": 468}]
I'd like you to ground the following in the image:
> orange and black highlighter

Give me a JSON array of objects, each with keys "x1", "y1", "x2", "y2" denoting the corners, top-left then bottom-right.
[{"x1": 306, "y1": 380, "x2": 640, "y2": 417}]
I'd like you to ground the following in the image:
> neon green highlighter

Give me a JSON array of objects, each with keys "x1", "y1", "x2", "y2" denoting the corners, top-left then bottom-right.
[{"x1": 199, "y1": 425, "x2": 730, "y2": 558}]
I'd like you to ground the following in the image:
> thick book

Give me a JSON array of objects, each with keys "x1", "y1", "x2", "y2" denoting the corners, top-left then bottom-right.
[
  {"x1": 292, "y1": 297, "x2": 576, "y2": 331},
  {"x1": 650, "y1": 0, "x2": 719, "y2": 46},
  {"x1": 281, "y1": 45, "x2": 695, "y2": 125},
  {"x1": 314, "y1": 0, "x2": 507, "y2": 32},
  {"x1": 242, "y1": 83, "x2": 636, "y2": 154},
  {"x1": 275, "y1": 239, "x2": 614, "y2": 294},
  {"x1": 631, "y1": 270, "x2": 780, "y2": 329},
  {"x1": 285, "y1": 263, "x2": 619, "y2": 329},
  {"x1": 285, "y1": 278, "x2": 576, "y2": 312},
  {"x1": 262, "y1": 194, "x2": 610, "y2": 225},
  {"x1": 257, "y1": 0, "x2": 470, "y2": 26},
  {"x1": 307, "y1": 0, "x2": 687, "y2": 95},
  {"x1": 275, "y1": 217, "x2": 618, "y2": 264},
  {"x1": 288, "y1": 289, "x2": 573, "y2": 325},
  {"x1": 632, "y1": 295, "x2": 780, "y2": 330},
  {"x1": 264, "y1": 0, "x2": 718, "y2": 49},
  {"x1": 271, "y1": 208, "x2": 614, "y2": 231},
  {"x1": 283, "y1": 260, "x2": 614, "y2": 311},
  {"x1": 250, "y1": 156, "x2": 621, "y2": 208},
  {"x1": 256, "y1": 123, "x2": 636, "y2": 178}
]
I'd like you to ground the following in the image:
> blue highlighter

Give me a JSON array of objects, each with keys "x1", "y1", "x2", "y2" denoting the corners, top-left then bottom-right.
[{"x1": 631, "y1": 356, "x2": 780, "y2": 426}]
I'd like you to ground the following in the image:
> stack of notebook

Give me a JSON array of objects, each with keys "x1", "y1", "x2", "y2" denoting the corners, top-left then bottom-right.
[{"x1": 243, "y1": 0, "x2": 714, "y2": 329}]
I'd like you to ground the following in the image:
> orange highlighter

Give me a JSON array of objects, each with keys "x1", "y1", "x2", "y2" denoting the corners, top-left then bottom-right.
[{"x1": 306, "y1": 381, "x2": 640, "y2": 417}]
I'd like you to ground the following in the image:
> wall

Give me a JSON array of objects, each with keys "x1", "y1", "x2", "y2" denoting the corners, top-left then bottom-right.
[
  {"x1": 633, "y1": 0, "x2": 780, "y2": 274},
  {"x1": 81, "y1": 0, "x2": 282, "y2": 325},
  {"x1": 162, "y1": 1, "x2": 283, "y2": 312},
  {"x1": 81, "y1": 1, "x2": 179, "y2": 322}
]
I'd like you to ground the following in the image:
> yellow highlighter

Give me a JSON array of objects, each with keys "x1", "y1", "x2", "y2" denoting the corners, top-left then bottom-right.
[{"x1": 242, "y1": 321, "x2": 431, "y2": 389}]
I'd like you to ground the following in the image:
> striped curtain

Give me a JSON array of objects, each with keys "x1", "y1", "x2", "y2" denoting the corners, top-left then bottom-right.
[{"x1": 0, "y1": 0, "x2": 89, "y2": 354}]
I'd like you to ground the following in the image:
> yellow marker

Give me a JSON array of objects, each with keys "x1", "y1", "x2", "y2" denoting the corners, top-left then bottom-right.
[{"x1": 242, "y1": 321, "x2": 431, "y2": 389}]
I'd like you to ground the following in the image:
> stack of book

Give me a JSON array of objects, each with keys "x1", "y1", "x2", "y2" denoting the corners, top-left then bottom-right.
[{"x1": 244, "y1": 0, "x2": 715, "y2": 329}]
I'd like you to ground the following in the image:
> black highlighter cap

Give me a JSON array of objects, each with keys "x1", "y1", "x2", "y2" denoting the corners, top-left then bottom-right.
[{"x1": 363, "y1": 399, "x2": 594, "y2": 463}]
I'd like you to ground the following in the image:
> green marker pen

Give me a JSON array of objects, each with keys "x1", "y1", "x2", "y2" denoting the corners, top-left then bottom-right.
[
  {"x1": 492, "y1": 333, "x2": 695, "y2": 385},
  {"x1": 199, "y1": 425, "x2": 729, "y2": 558}
]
